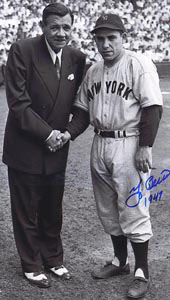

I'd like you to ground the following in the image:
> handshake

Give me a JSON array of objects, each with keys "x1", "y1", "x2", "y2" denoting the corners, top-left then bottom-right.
[{"x1": 46, "y1": 130, "x2": 71, "y2": 152}]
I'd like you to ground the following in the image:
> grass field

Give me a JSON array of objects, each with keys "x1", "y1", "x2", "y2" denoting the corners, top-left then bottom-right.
[{"x1": 0, "y1": 76, "x2": 170, "y2": 300}]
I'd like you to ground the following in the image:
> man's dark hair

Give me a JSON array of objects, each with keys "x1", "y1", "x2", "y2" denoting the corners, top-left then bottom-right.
[{"x1": 42, "y1": 3, "x2": 74, "y2": 25}]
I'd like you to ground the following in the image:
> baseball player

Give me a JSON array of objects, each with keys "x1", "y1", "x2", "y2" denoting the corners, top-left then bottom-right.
[{"x1": 60, "y1": 13, "x2": 163, "y2": 298}]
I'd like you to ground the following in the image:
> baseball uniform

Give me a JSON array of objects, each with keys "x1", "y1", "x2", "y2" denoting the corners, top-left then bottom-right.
[{"x1": 73, "y1": 49, "x2": 163, "y2": 242}]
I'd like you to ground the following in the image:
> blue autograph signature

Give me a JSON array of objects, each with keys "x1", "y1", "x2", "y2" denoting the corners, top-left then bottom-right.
[{"x1": 125, "y1": 169, "x2": 170, "y2": 208}]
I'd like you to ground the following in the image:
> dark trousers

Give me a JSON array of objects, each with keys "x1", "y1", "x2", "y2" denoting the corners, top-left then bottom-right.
[{"x1": 8, "y1": 167, "x2": 65, "y2": 273}]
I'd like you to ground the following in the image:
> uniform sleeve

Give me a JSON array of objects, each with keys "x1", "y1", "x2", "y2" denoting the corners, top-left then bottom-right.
[
  {"x1": 132, "y1": 58, "x2": 163, "y2": 108},
  {"x1": 139, "y1": 105, "x2": 163, "y2": 147},
  {"x1": 5, "y1": 42, "x2": 52, "y2": 142}
]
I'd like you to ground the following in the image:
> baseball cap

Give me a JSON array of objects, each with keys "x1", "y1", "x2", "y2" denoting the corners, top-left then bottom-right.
[{"x1": 91, "y1": 14, "x2": 125, "y2": 34}]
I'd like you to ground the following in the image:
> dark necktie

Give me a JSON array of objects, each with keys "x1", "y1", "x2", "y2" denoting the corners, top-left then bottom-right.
[{"x1": 55, "y1": 56, "x2": 60, "y2": 79}]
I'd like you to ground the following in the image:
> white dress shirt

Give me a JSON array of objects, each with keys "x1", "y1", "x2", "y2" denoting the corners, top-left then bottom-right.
[{"x1": 45, "y1": 37, "x2": 62, "y2": 67}]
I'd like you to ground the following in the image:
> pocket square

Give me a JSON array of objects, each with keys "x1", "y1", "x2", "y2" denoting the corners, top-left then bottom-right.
[{"x1": 67, "y1": 74, "x2": 74, "y2": 80}]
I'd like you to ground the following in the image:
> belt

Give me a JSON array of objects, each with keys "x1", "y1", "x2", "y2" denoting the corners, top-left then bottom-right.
[{"x1": 94, "y1": 128, "x2": 139, "y2": 138}]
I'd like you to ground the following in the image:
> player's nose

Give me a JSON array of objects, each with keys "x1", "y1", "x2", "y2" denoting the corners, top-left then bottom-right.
[{"x1": 103, "y1": 38, "x2": 110, "y2": 48}]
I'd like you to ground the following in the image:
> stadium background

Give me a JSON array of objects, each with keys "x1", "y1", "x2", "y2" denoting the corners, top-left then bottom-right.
[
  {"x1": 1, "y1": 0, "x2": 170, "y2": 83},
  {"x1": 0, "y1": 0, "x2": 170, "y2": 63}
]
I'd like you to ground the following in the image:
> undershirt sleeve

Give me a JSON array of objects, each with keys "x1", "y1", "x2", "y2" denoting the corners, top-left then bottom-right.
[
  {"x1": 66, "y1": 106, "x2": 90, "y2": 140},
  {"x1": 139, "y1": 105, "x2": 163, "y2": 147}
]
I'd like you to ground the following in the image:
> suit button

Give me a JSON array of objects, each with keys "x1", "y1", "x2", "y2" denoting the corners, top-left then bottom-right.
[{"x1": 42, "y1": 105, "x2": 46, "y2": 109}]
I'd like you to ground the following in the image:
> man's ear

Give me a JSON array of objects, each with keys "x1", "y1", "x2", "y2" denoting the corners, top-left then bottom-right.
[
  {"x1": 39, "y1": 20, "x2": 44, "y2": 30},
  {"x1": 122, "y1": 32, "x2": 127, "y2": 40}
]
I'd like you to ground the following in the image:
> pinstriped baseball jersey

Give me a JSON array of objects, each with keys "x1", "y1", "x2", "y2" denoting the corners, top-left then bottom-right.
[{"x1": 74, "y1": 50, "x2": 163, "y2": 131}]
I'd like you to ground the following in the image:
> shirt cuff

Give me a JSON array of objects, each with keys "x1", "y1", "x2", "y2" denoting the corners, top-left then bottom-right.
[{"x1": 45, "y1": 130, "x2": 53, "y2": 142}]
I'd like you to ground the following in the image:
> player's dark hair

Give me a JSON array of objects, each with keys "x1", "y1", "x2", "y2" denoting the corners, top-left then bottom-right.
[{"x1": 42, "y1": 3, "x2": 74, "y2": 25}]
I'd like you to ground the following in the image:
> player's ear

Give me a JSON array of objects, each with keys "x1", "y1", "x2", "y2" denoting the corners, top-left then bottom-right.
[{"x1": 121, "y1": 32, "x2": 127, "y2": 40}]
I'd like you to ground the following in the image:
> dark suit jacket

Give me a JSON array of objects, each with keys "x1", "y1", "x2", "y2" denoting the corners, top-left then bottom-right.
[{"x1": 2, "y1": 35, "x2": 86, "y2": 175}]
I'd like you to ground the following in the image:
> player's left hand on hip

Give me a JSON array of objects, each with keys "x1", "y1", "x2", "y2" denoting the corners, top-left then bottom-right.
[{"x1": 135, "y1": 146, "x2": 152, "y2": 173}]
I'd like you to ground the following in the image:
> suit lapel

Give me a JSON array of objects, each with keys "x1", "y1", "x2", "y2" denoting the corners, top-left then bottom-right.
[
  {"x1": 34, "y1": 35, "x2": 60, "y2": 101},
  {"x1": 60, "y1": 47, "x2": 73, "y2": 83}
]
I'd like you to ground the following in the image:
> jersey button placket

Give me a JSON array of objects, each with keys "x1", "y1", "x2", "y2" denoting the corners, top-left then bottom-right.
[
  {"x1": 102, "y1": 69, "x2": 107, "y2": 126},
  {"x1": 103, "y1": 68, "x2": 109, "y2": 128}
]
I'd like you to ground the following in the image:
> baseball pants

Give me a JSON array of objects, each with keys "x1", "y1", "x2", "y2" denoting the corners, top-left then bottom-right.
[{"x1": 90, "y1": 134, "x2": 153, "y2": 243}]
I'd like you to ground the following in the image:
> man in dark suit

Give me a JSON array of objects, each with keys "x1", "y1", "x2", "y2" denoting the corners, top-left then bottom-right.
[{"x1": 2, "y1": 3, "x2": 88, "y2": 288}]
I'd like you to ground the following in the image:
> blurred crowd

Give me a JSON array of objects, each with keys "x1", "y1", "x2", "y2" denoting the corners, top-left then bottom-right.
[{"x1": 0, "y1": 0, "x2": 170, "y2": 67}]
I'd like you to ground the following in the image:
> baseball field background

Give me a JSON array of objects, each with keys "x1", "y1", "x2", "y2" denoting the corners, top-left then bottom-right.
[{"x1": 0, "y1": 64, "x2": 170, "y2": 299}]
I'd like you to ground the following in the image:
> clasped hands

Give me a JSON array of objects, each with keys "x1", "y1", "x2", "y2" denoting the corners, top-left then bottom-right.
[{"x1": 46, "y1": 130, "x2": 71, "y2": 152}]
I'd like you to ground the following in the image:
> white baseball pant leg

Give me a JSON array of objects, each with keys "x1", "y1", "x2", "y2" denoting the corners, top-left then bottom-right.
[{"x1": 90, "y1": 134, "x2": 153, "y2": 243}]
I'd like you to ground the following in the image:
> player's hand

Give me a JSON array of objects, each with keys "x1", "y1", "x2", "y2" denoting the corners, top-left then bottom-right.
[
  {"x1": 55, "y1": 131, "x2": 71, "y2": 150},
  {"x1": 61, "y1": 131, "x2": 71, "y2": 145},
  {"x1": 135, "y1": 146, "x2": 152, "y2": 173},
  {"x1": 46, "y1": 130, "x2": 63, "y2": 152}
]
